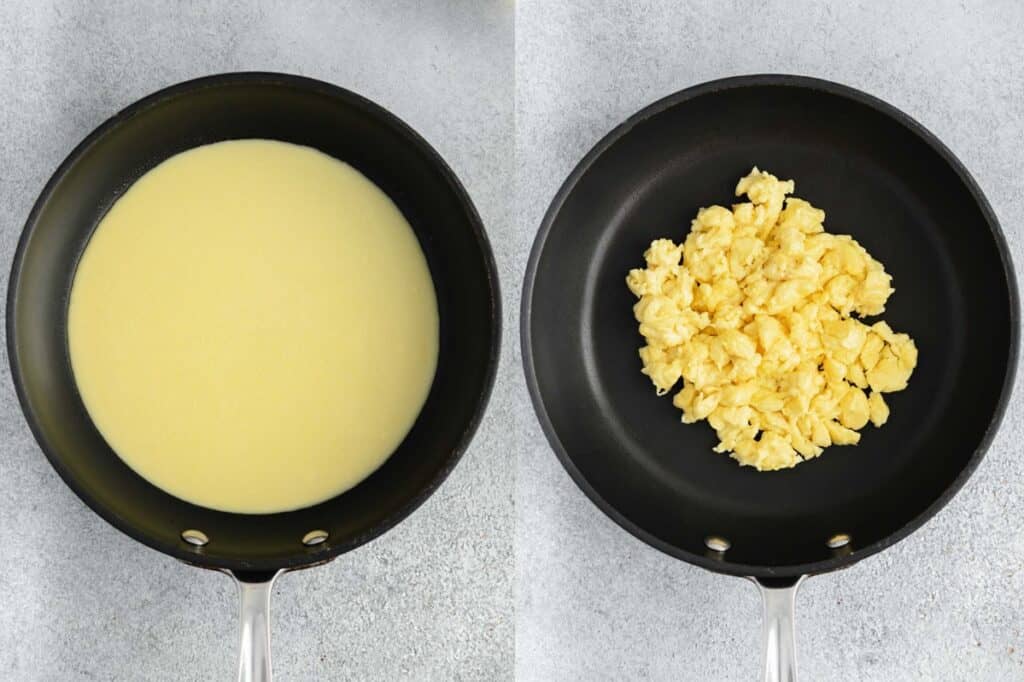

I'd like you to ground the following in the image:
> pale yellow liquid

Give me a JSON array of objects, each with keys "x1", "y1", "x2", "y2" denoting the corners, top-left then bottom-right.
[{"x1": 68, "y1": 140, "x2": 439, "y2": 514}]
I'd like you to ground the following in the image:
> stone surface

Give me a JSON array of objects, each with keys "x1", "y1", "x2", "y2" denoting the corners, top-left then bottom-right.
[
  {"x1": 4, "y1": 1, "x2": 1024, "y2": 680},
  {"x1": 0, "y1": 2, "x2": 512, "y2": 680},
  {"x1": 514, "y1": 1, "x2": 1024, "y2": 681}
]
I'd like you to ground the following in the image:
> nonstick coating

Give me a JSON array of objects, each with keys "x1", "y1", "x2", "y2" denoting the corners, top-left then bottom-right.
[
  {"x1": 523, "y1": 75, "x2": 1017, "y2": 578},
  {"x1": 8, "y1": 73, "x2": 500, "y2": 573}
]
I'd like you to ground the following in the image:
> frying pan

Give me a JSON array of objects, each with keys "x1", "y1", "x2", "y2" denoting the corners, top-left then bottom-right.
[
  {"x1": 8, "y1": 73, "x2": 500, "y2": 681},
  {"x1": 522, "y1": 75, "x2": 1017, "y2": 681}
]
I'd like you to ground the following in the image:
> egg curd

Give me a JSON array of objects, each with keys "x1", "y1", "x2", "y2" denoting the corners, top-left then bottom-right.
[{"x1": 626, "y1": 168, "x2": 917, "y2": 471}]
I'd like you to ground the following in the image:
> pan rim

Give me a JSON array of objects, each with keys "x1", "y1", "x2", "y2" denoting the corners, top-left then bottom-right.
[
  {"x1": 520, "y1": 73, "x2": 1019, "y2": 578},
  {"x1": 7, "y1": 71, "x2": 502, "y2": 572}
]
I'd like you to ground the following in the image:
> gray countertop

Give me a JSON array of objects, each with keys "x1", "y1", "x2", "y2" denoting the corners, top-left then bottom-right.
[
  {"x1": 3, "y1": 1, "x2": 1024, "y2": 681},
  {"x1": 515, "y1": 2, "x2": 1024, "y2": 681},
  {"x1": 0, "y1": 2, "x2": 513, "y2": 680}
]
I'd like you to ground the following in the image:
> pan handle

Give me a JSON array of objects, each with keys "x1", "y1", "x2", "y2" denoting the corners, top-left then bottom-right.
[
  {"x1": 754, "y1": 576, "x2": 805, "y2": 682},
  {"x1": 232, "y1": 570, "x2": 283, "y2": 682}
]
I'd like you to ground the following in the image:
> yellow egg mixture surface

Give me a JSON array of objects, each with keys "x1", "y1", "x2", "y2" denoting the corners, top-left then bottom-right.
[
  {"x1": 68, "y1": 140, "x2": 439, "y2": 513},
  {"x1": 627, "y1": 168, "x2": 917, "y2": 471}
]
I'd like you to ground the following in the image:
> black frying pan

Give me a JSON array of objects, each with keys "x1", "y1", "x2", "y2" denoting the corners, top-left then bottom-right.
[
  {"x1": 8, "y1": 73, "x2": 500, "y2": 681},
  {"x1": 522, "y1": 75, "x2": 1017, "y2": 681}
]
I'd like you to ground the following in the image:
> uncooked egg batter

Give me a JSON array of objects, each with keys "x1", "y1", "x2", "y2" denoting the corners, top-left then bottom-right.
[{"x1": 68, "y1": 140, "x2": 439, "y2": 514}]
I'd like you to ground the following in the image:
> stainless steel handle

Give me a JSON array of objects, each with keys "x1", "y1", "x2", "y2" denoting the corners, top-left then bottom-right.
[
  {"x1": 232, "y1": 570, "x2": 283, "y2": 682},
  {"x1": 754, "y1": 576, "x2": 805, "y2": 682}
]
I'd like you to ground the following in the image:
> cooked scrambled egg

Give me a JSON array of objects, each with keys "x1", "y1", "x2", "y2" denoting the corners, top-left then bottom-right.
[{"x1": 626, "y1": 168, "x2": 917, "y2": 471}]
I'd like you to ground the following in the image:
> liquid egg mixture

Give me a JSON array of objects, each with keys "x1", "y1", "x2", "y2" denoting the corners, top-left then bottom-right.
[{"x1": 68, "y1": 140, "x2": 439, "y2": 514}]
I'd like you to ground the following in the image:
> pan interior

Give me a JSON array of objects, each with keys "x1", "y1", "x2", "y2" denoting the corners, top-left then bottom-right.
[
  {"x1": 526, "y1": 81, "x2": 1015, "y2": 573},
  {"x1": 10, "y1": 75, "x2": 498, "y2": 571}
]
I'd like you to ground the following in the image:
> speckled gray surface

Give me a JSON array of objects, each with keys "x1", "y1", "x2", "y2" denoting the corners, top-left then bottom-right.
[
  {"x1": 515, "y1": 1, "x2": 1024, "y2": 681},
  {"x1": 0, "y1": 2, "x2": 512, "y2": 680},
  {"x1": 4, "y1": 2, "x2": 1024, "y2": 681}
]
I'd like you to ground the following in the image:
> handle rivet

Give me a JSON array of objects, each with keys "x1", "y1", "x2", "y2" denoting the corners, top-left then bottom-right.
[
  {"x1": 704, "y1": 535, "x2": 731, "y2": 552},
  {"x1": 181, "y1": 529, "x2": 209, "y2": 547},
  {"x1": 302, "y1": 530, "x2": 329, "y2": 546},
  {"x1": 826, "y1": 533, "x2": 851, "y2": 549}
]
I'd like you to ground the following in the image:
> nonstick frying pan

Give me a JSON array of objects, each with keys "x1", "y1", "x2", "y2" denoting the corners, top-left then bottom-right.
[
  {"x1": 522, "y1": 75, "x2": 1017, "y2": 681},
  {"x1": 8, "y1": 73, "x2": 500, "y2": 681}
]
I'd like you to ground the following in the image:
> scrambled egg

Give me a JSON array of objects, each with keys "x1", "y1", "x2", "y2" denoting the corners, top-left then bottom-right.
[{"x1": 626, "y1": 168, "x2": 917, "y2": 471}]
